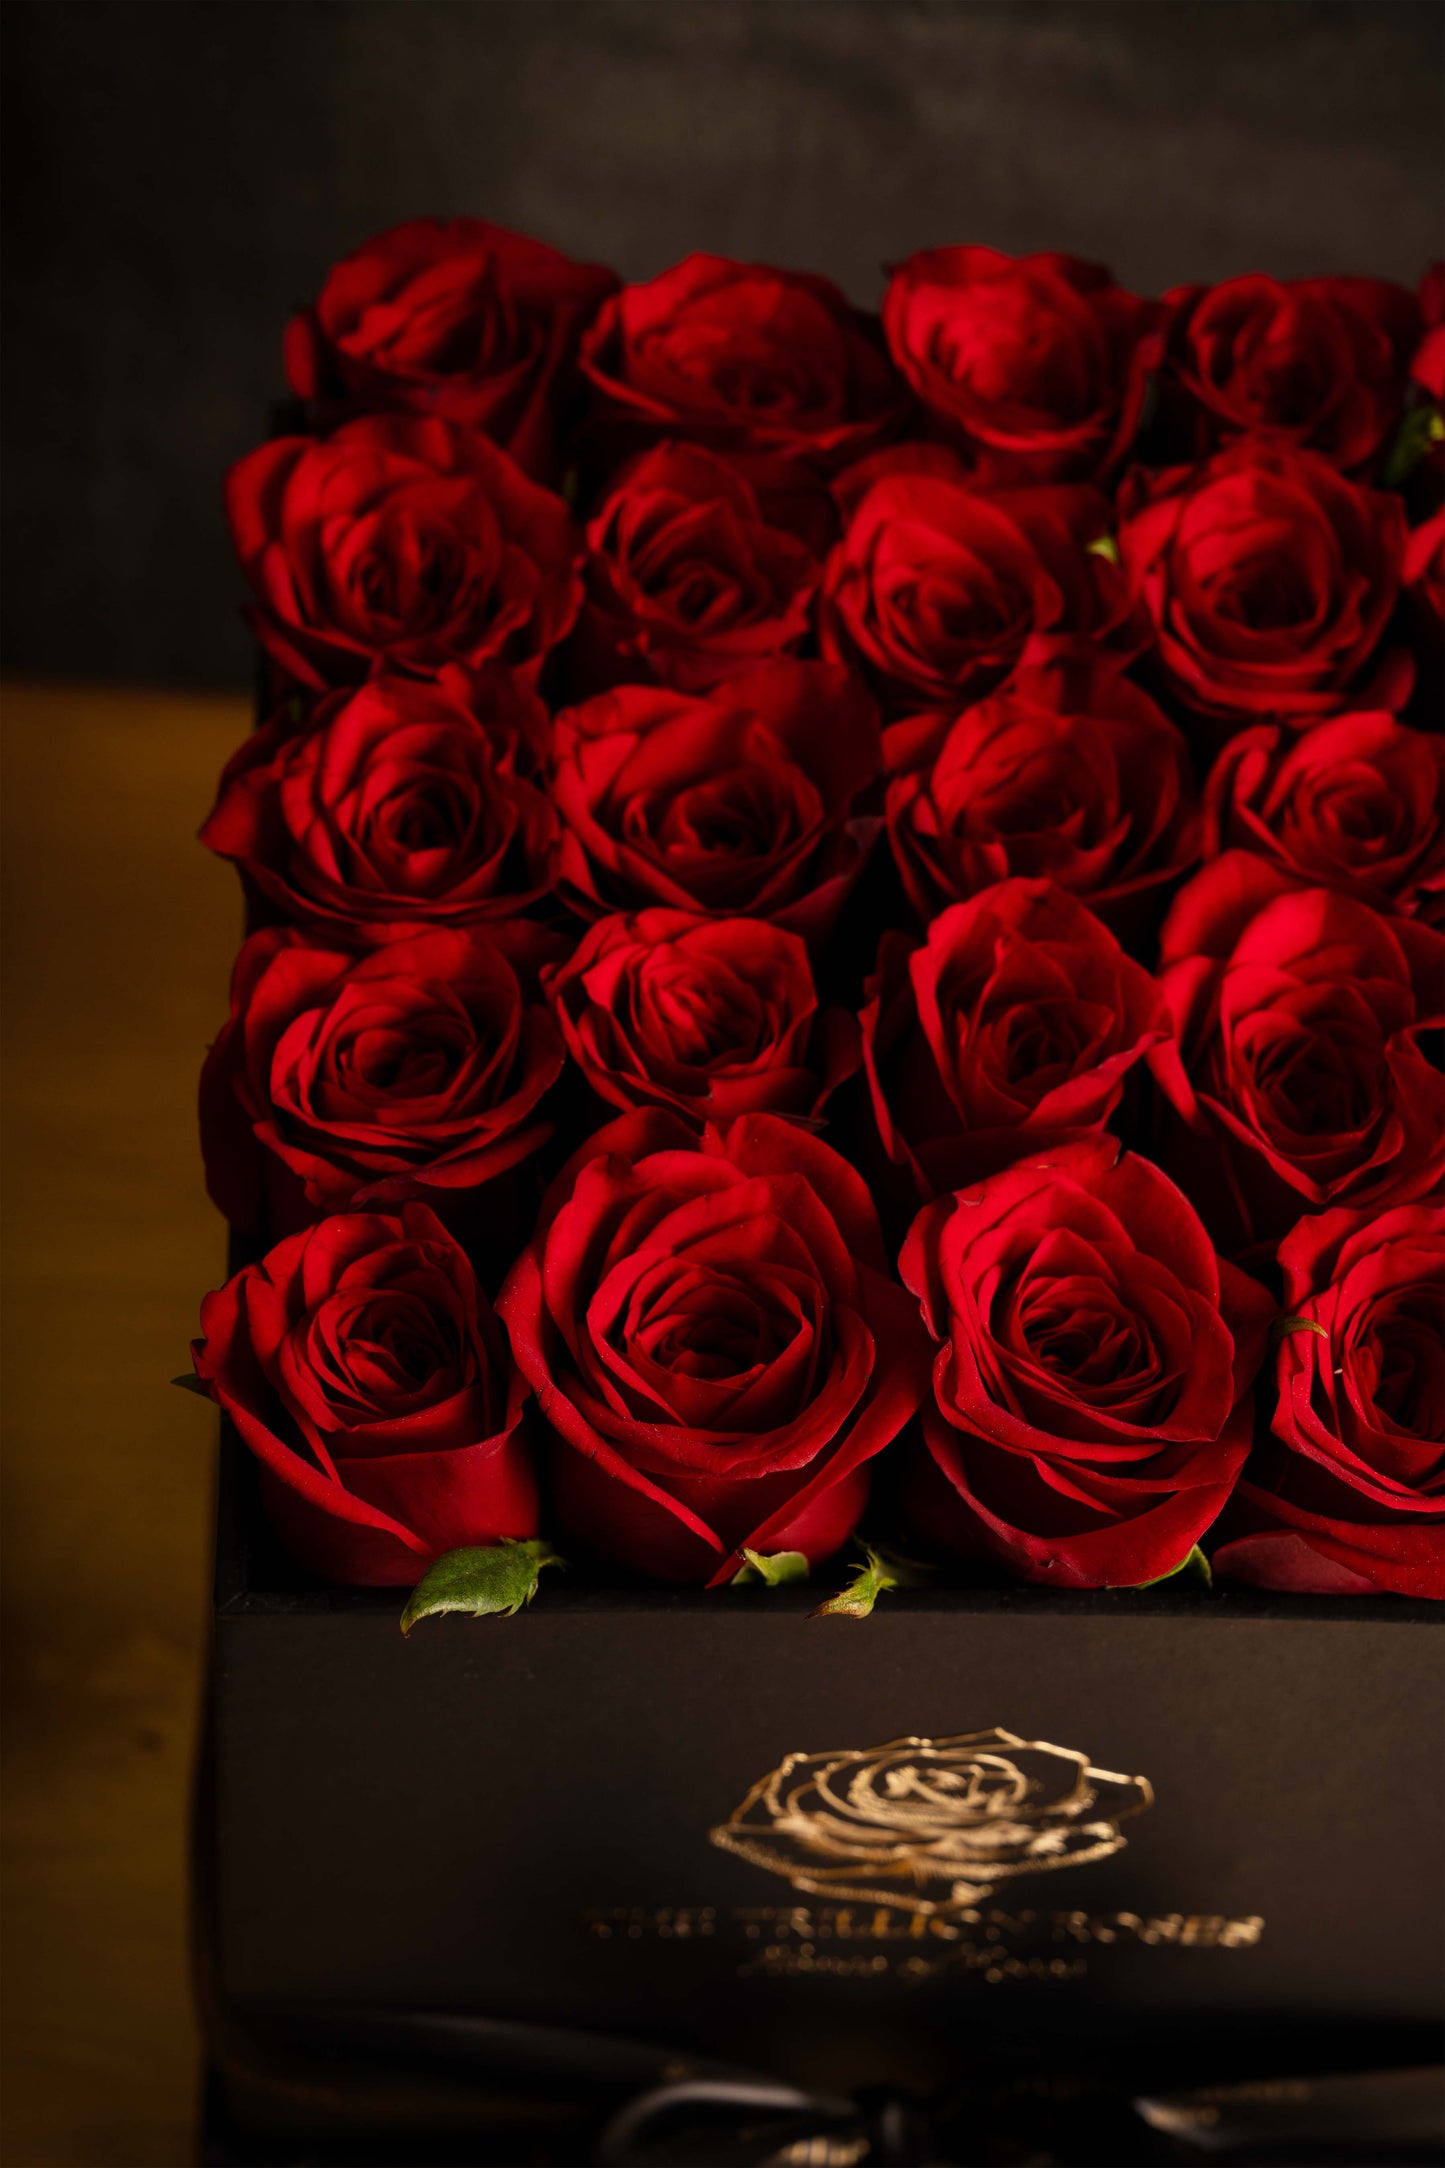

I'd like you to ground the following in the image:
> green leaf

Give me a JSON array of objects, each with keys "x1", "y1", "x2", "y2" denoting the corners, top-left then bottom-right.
[
  {"x1": 809, "y1": 1542, "x2": 931, "y2": 1620},
  {"x1": 1129, "y1": 1543, "x2": 1213, "y2": 1592},
  {"x1": 172, "y1": 1372, "x2": 213, "y2": 1398},
  {"x1": 1272, "y1": 1313, "x2": 1328, "y2": 1348},
  {"x1": 1086, "y1": 532, "x2": 1121, "y2": 565},
  {"x1": 1383, "y1": 403, "x2": 1445, "y2": 489},
  {"x1": 731, "y1": 1547, "x2": 809, "y2": 1587},
  {"x1": 399, "y1": 1539, "x2": 564, "y2": 1635}
]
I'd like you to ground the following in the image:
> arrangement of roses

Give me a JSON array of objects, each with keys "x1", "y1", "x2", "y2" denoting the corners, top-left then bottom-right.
[{"x1": 185, "y1": 221, "x2": 1445, "y2": 1614}]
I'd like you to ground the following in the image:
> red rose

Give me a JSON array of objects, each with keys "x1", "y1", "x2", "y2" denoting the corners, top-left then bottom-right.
[
  {"x1": 819, "y1": 450, "x2": 1138, "y2": 721},
  {"x1": 578, "y1": 253, "x2": 905, "y2": 471},
  {"x1": 200, "y1": 922, "x2": 564, "y2": 1236},
  {"x1": 1202, "y1": 713, "x2": 1444, "y2": 926},
  {"x1": 1160, "y1": 274, "x2": 1418, "y2": 474},
  {"x1": 884, "y1": 658, "x2": 1199, "y2": 943},
  {"x1": 1155, "y1": 855, "x2": 1444, "y2": 1251},
  {"x1": 1117, "y1": 439, "x2": 1411, "y2": 729},
  {"x1": 572, "y1": 442, "x2": 821, "y2": 693},
  {"x1": 282, "y1": 218, "x2": 618, "y2": 479},
  {"x1": 545, "y1": 909, "x2": 856, "y2": 1129},
  {"x1": 192, "y1": 1204, "x2": 536, "y2": 1586},
  {"x1": 199, "y1": 672, "x2": 559, "y2": 942},
  {"x1": 1411, "y1": 262, "x2": 1445, "y2": 404},
  {"x1": 497, "y1": 1112, "x2": 930, "y2": 1584},
  {"x1": 1405, "y1": 506, "x2": 1445, "y2": 651},
  {"x1": 1213, "y1": 1203, "x2": 1444, "y2": 1600},
  {"x1": 550, "y1": 661, "x2": 881, "y2": 943},
  {"x1": 882, "y1": 247, "x2": 1162, "y2": 484},
  {"x1": 861, "y1": 883, "x2": 1171, "y2": 1200},
  {"x1": 900, "y1": 1138, "x2": 1275, "y2": 1588},
  {"x1": 225, "y1": 415, "x2": 581, "y2": 691}
]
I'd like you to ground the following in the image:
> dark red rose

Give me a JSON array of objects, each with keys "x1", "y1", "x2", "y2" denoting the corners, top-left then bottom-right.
[
  {"x1": 283, "y1": 218, "x2": 618, "y2": 479},
  {"x1": 1213, "y1": 1203, "x2": 1443, "y2": 1600},
  {"x1": 225, "y1": 415, "x2": 582, "y2": 691},
  {"x1": 1154, "y1": 854, "x2": 1444, "y2": 1253},
  {"x1": 550, "y1": 661, "x2": 881, "y2": 944},
  {"x1": 578, "y1": 253, "x2": 906, "y2": 472},
  {"x1": 884, "y1": 657, "x2": 1199, "y2": 943},
  {"x1": 1411, "y1": 262, "x2": 1445, "y2": 404},
  {"x1": 881, "y1": 247, "x2": 1162, "y2": 484},
  {"x1": 572, "y1": 442, "x2": 821, "y2": 693},
  {"x1": 1160, "y1": 274, "x2": 1418, "y2": 474},
  {"x1": 200, "y1": 922, "x2": 564, "y2": 1236},
  {"x1": 900, "y1": 1138, "x2": 1275, "y2": 1588},
  {"x1": 1202, "y1": 713, "x2": 1445, "y2": 926},
  {"x1": 545, "y1": 909, "x2": 856, "y2": 1128},
  {"x1": 1405, "y1": 506, "x2": 1445, "y2": 650},
  {"x1": 191, "y1": 1203, "x2": 536, "y2": 1586},
  {"x1": 497, "y1": 1111, "x2": 930, "y2": 1584},
  {"x1": 862, "y1": 882, "x2": 1171, "y2": 1200},
  {"x1": 819, "y1": 449, "x2": 1139, "y2": 721},
  {"x1": 199, "y1": 672, "x2": 559, "y2": 942},
  {"x1": 1117, "y1": 439, "x2": 1411, "y2": 729}
]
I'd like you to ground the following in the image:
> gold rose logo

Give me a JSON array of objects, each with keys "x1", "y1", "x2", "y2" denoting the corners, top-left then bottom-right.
[{"x1": 709, "y1": 1729, "x2": 1153, "y2": 1914}]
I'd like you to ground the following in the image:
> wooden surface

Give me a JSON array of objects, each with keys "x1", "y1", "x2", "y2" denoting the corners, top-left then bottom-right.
[{"x1": 2, "y1": 683, "x2": 249, "y2": 2165}]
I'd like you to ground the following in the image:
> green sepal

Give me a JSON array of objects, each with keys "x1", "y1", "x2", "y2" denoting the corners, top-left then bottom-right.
[
  {"x1": 399, "y1": 1539, "x2": 564, "y2": 1635},
  {"x1": 731, "y1": 1548, "x2": 809, "y2": 1587},
  {"x1": 1383, "y1": 404, "x2": 1444, "y2": 489},
  {"x1": 1272, "y1": 1313, "x2": 1328, "y2": 1347},
  {"x1": 810, "y1": 1542, "x2": 931, "y2": 1620},
  {"x1": 172, "y1": 1372, "x2": 213, "y2": 1398},
  {"x1": 1086, "y1": 532, "x2": 1121, "y2": 565},
  {"x1": 1128, "y1": 1543, "x2": 1213, "y2": 1592}
]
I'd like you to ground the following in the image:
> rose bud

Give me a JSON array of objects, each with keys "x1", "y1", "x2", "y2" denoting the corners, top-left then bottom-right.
[
  {"x1": 1159, "y1": 274, "x2": 1418, "y2": 474},
  {"x1": 881, "y1": 246, "x2": 1163, "y2": 484},
  {"x1": 225, "y1": 415, "x2": 582, "y2": 692},
  {"x1": 199, "y1": 672, "x2": 559, "y2": 943},
  {"x1": 1117, "y1": 439, "x2": 1412, "y2": 732},
  {"x1": 1212, "y1": 1202, "x2": 1443, "y2": 1600},
  {"x1": 578, "y1": 253, "x2": 906, "y2": 472},
  {"x1": 200, "y1": 922, "x2": 564, "y2": 1239},
  {"x1": 545, "y1": 909, "x2": 857, "y2": 1129},
  {"x1": 550, "y1": 661, "x2": 881, "y2": 946},
  {"x1": 570, "y1": 442, "x2": 822, "y2": 695},
  {"x1": 1410, "y1": 261, "x2": 1445, "y2": 406},
  {"x1": 1202, "y1": 713, "x2": 1444, "y2": 927},
  {"x1": 819, "y1": 449, "x2": 1141, "y2": 725},
  {"x1": 191, "y1": 1204, "x2": 536, "y2": 1586},
  {"x1": 861, "y1": 882, "x2": 1171, "y2": 1200},
  {"x1": 901, "y1": 1138, "x2": 1275, "y2": 1589},
  {"x1": 1154, "y1": 855, "x2": 1445, "y2": 1255},
  {"x1": 498, "y1": 1111, "x2": 930, "y2": 1584},
  {"x1": 884, "y1": 657, "x2": 1199, "y2": 946},
  {"x1": 283, "y1": 217, "x2": 618, "y2": 480}
]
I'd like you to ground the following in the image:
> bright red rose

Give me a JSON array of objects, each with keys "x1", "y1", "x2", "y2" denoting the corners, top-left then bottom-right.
[
  {"x1": 881, "y1": 247, "x2": 1162, "y2": 484},
  {"x1": 1117, "y1": 439, "x2": 1411, "y2": 729},
  {"x1": 1202, "y1": 713, "x2": 1444, "y2": 926},
  {"x1": 578, "y1": 253, "x2": 906, "y2": 471},
  {"x1": 1411, "y1": 262, "x2": 1445, "y2": 404},
  {"x1": 200, "y1": 922, "x2": 564, "y2": 1236},
  {"x1": 900, "y1": 1138, "x2": 1275, "y2": 1588},
  {"x1": 550, "y1": 661, "x2": 881, "y2": 943},
  {"x1": 819, "y1": 450, "x2": 1138, "y2": 720},
  {"x1": 572, "y1": 442, "x2": 821, "y2": 693},
  {"x1": 225, "y1": 415, "x2": 582, "y2": 691},
  {"x1": 282, "y1": 218, "x2": 618, "y2": 479},
  {"x1": 861, "y1": 883, "x2": 1171, "y2": 1200},
  {"x1": 1213, "y1": 1203, "x2": 1443, "y2": 1600},
  {"x1": 191, "y1": 1203, "x2": 536, "y2": 1586},
  {"x1": 497, "y1": 1111, "x2": 930, "y2": 1584},
  {"x1": 884, "y1": 657, "x2": 1199, "y2": 943},
  {"x1": 1160, "y1": 274, "x2": 1418, "y2": 474},
  {"x1": 1155, "y1": 855, "x2": 1444, "y2": 1252},
  {"x1": 199, "y1": 672, "x2": 559, "y2": 942},
  {"x1": 545, "y1": 909, "x2": 856, "y2": 1129}
]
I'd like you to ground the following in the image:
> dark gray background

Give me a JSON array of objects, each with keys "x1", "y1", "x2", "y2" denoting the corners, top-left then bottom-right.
[{"x1": 3, "y1": 0, "x2": 1442, "y2": 691}]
